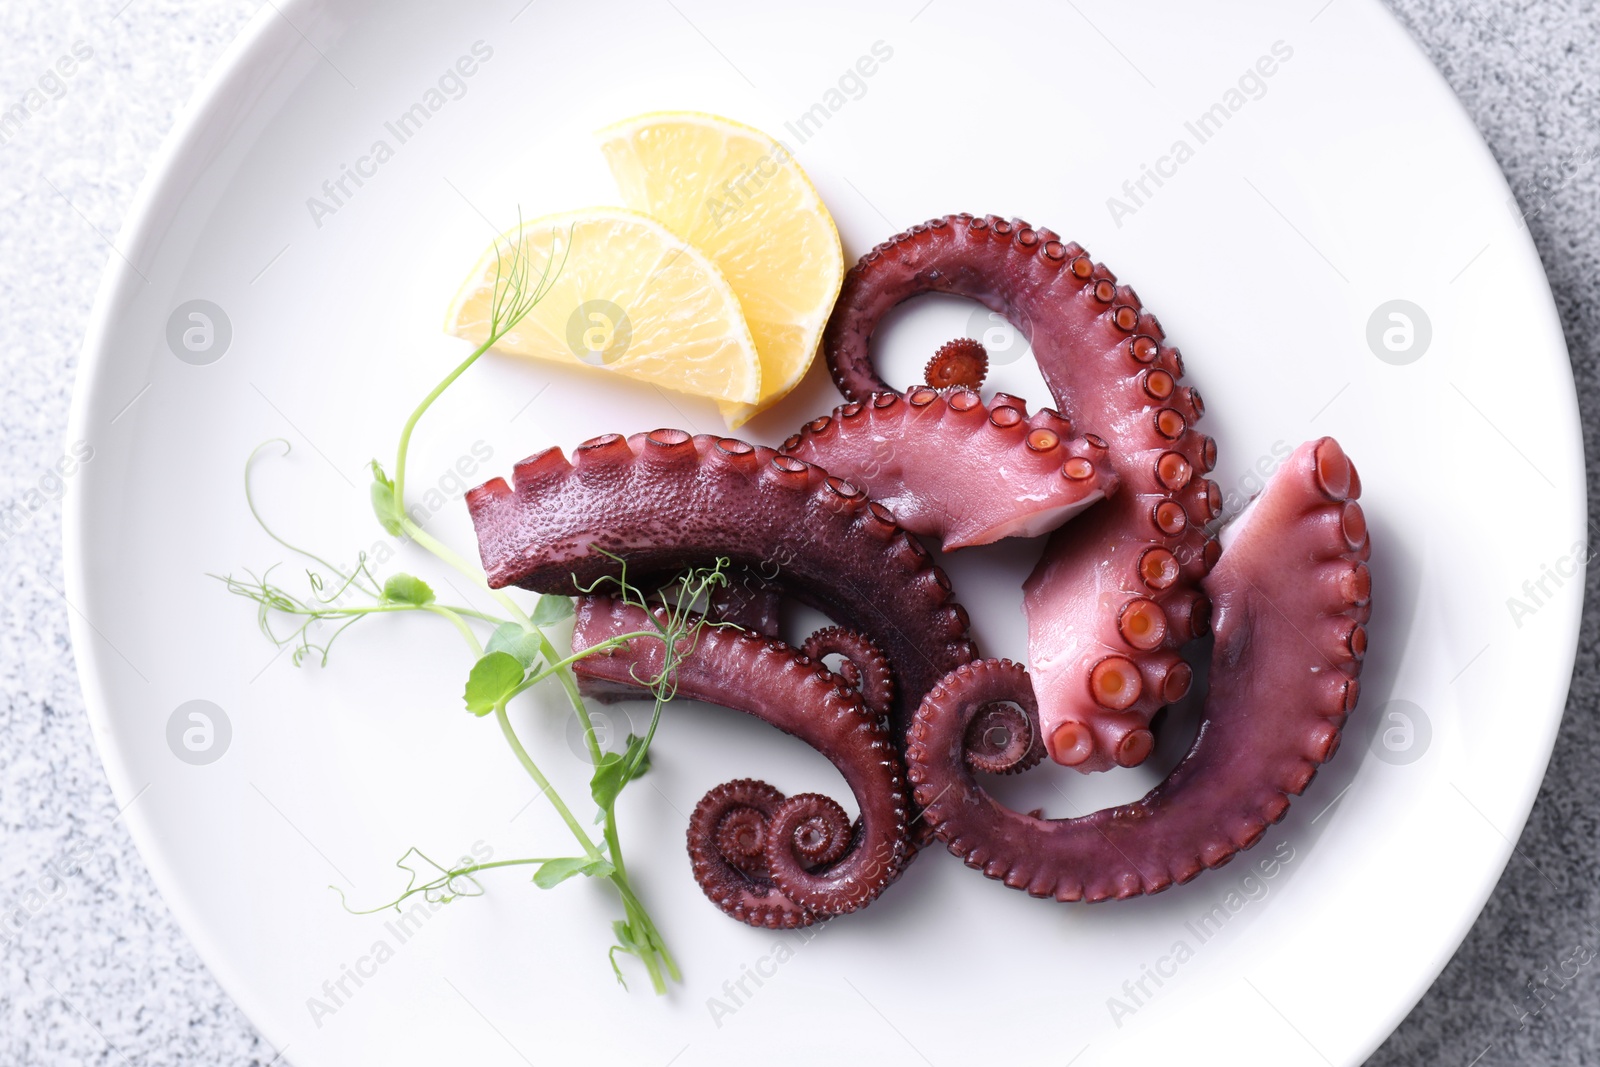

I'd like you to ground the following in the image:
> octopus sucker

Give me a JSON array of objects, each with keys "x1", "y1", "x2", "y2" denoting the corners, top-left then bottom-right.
[
  {"x1": 569, "y1": 597, "x2": 911, "y2": 926},
  {"x1": 904, "y1": 438, "x2": 1370, "y2": 903},
  {"x1": 779, "y1": 388, "x2": 1118, "y2": 550},
  {"x1": 822, "y1": 214, "x2": 1214, "y2": 772}
]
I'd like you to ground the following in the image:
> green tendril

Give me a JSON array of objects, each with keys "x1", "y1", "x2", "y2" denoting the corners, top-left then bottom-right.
[{"x1": 219, "y1": 217, "x2": 703, "y2": 994}]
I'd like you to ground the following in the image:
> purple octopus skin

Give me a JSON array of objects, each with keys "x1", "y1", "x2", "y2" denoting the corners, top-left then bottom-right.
[
  {"x1": 801, "y1": 626, "x2": 894, "y2": 722},
  {"x1": 464, "y1": 428, "x2": 977, "y2": 739},
  {"x1": 706, "y1": 569, "x2": 783, "y2": 638},
  {"x1": 823, "y1": 213, "x2": 1217, "y2": 773},
  {"x1": 569, "y1": 596, "x2": 909, "y2": 928},
  {"x1": 903, "y1": 437, "x2": 1370, "y2": 902},
  {"x1": 778, "y1": 386, "x2": 1118, "y2": 551}
]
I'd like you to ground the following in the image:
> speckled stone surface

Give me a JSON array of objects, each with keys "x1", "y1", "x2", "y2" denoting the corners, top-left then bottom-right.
[{"x1": 0, "y1": 1, "x2": 1594, "y2": 1064}]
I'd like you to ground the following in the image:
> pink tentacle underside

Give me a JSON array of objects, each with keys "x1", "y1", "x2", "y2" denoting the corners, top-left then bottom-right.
[
  {"x1": 780, "y1": 386, "x2": 1117, "y2": 551},
  {"x1": 823, "y1": 213, "x2": 1218, "y2": 771}
]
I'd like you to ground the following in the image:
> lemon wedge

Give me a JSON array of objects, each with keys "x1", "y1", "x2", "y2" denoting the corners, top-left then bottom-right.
[
  {"x1": 597, "y1": 112, "x2": 844, "y2": 426},
  {"x1": 445, "y1": 208, "x2": 761, "y2": 406}
]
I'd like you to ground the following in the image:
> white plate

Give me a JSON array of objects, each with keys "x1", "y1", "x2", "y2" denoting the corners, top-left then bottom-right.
[{"x1": 65, "y1": 1, "x2": 1583, "y2": 1064}]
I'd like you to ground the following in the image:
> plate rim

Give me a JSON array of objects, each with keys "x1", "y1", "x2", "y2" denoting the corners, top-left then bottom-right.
[
  {"x1": 61, "y1": 1, "x2": 1587, "y2": 1063},
  {"x1": 62, "y1": 0, "x2": 315, "y2": 1055}
]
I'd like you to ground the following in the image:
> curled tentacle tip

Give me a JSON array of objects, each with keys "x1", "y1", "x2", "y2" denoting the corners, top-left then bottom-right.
[
  {"x1": 835, "y1": 658, "x2": 863, "y2": 688},
  {"x1": 715, "y1": 807, "x2": 770, "y2": 874},
  {"x1": 801, "y1": 626, "x2": 895, "y2": 720},
  {"x1": 774, "y1": 794, "x2": 852, "y2": 869},
  {"x1": 925, "y1": 337, "x2": 989, "y2": 390},
  {"x1": 964, "y1": 702, "x2": 1042, "y2": 774}
]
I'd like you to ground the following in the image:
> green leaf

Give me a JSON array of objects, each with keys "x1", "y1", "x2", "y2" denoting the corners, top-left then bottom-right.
[
  {"x1": 589, "y1": 753, "x2": 626, "y2": 809},
  {"x1": 531, "y1": 595, "x2": 574, "y2": 626},
  {"x1": 532, "y1": 855, "x2": 615, "y2": 889},
  {"x1": 589, "y1": 733, "x2": 651, "y2": 810},
  {"x1": 463, "y1": 651, "x2": 525, "y2": 716},
  {"x1": 382, "y1": 573, "x2": 435, "y2": 606},
  {"x1": 484, "y1": 622, "x2": 542, "y2": 668},
  {"x1": 369, "y1": 462, "x2": 404, "y2": 537},
  {"x1": 622, "y1": 732, "x2": 651, "y2": 779}
]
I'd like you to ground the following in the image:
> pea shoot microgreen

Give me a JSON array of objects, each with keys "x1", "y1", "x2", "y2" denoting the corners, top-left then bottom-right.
[{"x1": 217, "y1": 221, "x2": 724, "y2": 993}]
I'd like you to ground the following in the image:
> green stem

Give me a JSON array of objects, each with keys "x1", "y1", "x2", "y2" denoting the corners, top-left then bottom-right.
[
  {"x1": 529, "y1": 626, "x2": 680, "y2": 991},
  {"x1": 611, "y1": 873, "x2": 663, "y2": 988},
  {"x1": 243, "y1": 441, "x2": 381, "y2": 599},
  {"x1": 386, "y1": 225, "x2": 569, "y2": 625},
  {"x1": 612, "y1": 868, "x2": 679, "y2": 985},
  {"x1": 456, "y1": 857, "x2": 556, "y2": 874},
  {"x1": 603, "y1": 737, "x2": 680, "y2": 987},
  {"x1": 492, "y1": 702, "x2": 601, "y2": 862},
  {"x1": 220, "y1": 589, "x2": 501, "y2": 627},
  {"x1": 519, "y1": 633, "x2": 654, "y2": 693},
  {"x1": 400, "y1": 516, "x2": 532, "y2": 627},
  {"x1": 341, "y1": 857, "x2": 559, "y2": 915},
  {"x1": 544, "y1": 640, "x2": 604, "y2": 771},
  {"x1": 423, "y1": 604, "x2": 483, "y2": 654},
  {"x1": 495, "y1": 683, "x2": 676, "y2": 991},
  {"x1": 287, "y1": 600, "x2": 498, "y2": 623},
  {"x1": 392, "y1": 343, "x2": 492, "y2": 513},
  {"x1": 622, "y1": 687, "x2": 669, "y2": 787}
]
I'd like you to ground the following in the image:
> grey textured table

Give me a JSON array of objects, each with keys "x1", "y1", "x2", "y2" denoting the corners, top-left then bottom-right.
[{"x1": 1, "y1": 2, "x2": 1595, "y2": 1063}]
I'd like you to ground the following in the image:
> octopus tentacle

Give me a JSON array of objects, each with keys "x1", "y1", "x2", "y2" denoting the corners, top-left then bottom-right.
[
  {"x1": 467, "y1": 429, "x2": 977, "y2": 738},
  {"x1": 801, "y1": 626, "x2": 895, "y2": 721},
  {"x1": 688, "y1": 779, "x2": 819, "y2": 928},
  {"x1": 925, "y1": 337, "x2": 988, "y2": 389},
  {"x1": 823, "y1": 214, "x2": 1214, "y2": 770},
  {"x1": 713, "y1": 791, "x2": 777, "y2": 878},
  {"x1": 772, "y1": 794, "x2": 853, "y2": 868},
  {"x1": 963, "y1": 699, "x2": 1046, "y2": 775},
  {"x1": 707, "y1": 568, "x2": 783, "y2": 638},
  {"x1": 570, "y1": 596, "x2": 912, "y2": 925},
  {"x1": 824, "y1": 213, "x2": 1078, "y2": 401},
  {"x1": 779, "y1": 387, "x2": 1116, "y2": 551},
  {"x1": 904, "y1": 437, "x2": 1370, "y2": 902},
  {"x1": 764, "y1": 793, "x2": 866, "y2": 913}
]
